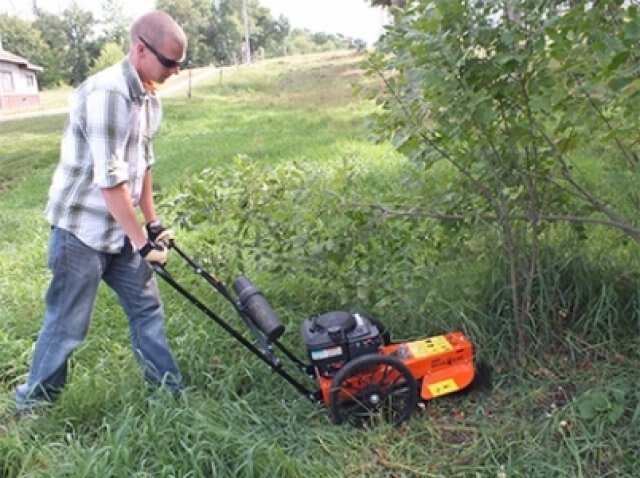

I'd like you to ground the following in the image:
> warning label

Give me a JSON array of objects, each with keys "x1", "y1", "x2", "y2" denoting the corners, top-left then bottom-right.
[
  {"x1": 427, "y1": 378, "x2": 459, "y2": 397},
  {"x1": 407, "y1": 335, "x2": 453, "y2": 358}
]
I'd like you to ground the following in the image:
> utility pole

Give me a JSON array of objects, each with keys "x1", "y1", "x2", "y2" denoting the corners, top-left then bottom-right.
[{"x1": 242, "y1": 0, "x2": 251, "y2": 64}]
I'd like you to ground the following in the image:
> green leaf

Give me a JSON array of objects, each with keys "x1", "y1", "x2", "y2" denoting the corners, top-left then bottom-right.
[
  {"x1": 605, "y1": 50, "x2": 630, "y2": 75},
  {"x1": 608, "y1": 403, "x2": 625, "y2": 424},
  {"x1": 608, "y1": 76, "x2": 634, "y2": 91}
]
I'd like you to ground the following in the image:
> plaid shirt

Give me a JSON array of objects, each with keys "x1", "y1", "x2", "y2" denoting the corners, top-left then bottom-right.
[{"x1": 45, "y1": 57, "x2": 162, "y2": 253}]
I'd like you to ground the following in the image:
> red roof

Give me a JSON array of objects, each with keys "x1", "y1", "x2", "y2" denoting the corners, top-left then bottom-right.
[{"x1": 0, "y1": 49, "x2": 43, "y2": 72}]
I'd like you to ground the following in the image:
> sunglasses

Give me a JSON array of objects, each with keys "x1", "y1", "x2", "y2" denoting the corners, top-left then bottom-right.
[{"x1": 139, "y1": 36, "x2": 183, "y2": 69}]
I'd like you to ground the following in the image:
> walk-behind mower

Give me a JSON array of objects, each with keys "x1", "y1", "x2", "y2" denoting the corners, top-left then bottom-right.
[{"x1": 155, "y1": 244, "x2": 476, "y2": 427}]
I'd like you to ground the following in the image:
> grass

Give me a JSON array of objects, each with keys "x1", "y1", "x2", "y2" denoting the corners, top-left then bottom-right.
[
  {"x1": 1, "y1": 51, "x2": 639, "y2": 477},
  {"x1": 0, "y1": 86, "x2": 73, "y2": 118}
]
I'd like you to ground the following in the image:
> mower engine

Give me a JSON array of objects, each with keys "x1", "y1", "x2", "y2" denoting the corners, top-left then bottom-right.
[{"x1": 300, "y1": 311, "x2": 384, "y2": 377}]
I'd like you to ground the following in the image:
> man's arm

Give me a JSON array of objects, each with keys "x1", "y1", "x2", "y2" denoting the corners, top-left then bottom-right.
[
  {"x1": 101, "y1": 182, "x2": 147, "y2": 249},
  {"x1": 138, "y1": 167, "x2": 157, "y2": 224}
]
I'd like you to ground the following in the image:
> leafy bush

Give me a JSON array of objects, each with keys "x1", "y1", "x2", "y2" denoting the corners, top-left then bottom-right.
[{"x1": 161, "y1": 154, "x2": 450, "y2": 336}]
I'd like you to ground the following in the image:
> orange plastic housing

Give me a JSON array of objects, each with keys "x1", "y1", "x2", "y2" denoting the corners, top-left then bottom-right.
[
  {"x1": 384, "y1": 332, "x2": 475, "y2": 400},
  {"x1": 316, "y1": 331, "x2": 475, "y2": 405}
]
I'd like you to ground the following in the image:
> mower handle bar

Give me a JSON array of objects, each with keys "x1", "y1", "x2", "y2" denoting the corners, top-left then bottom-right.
[{"x1": 151, "y1": 243, "x2": 321, "y2": 402}]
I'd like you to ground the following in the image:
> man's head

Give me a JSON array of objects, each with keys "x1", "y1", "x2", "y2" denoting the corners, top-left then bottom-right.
[{"x1": 130, "y1": 11, "x2": 187, "y2": 85}]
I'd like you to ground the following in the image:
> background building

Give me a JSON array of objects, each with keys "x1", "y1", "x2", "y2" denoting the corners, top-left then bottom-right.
[{"x1": 0, "y1": 39, "x2": 42, "y2": 110}]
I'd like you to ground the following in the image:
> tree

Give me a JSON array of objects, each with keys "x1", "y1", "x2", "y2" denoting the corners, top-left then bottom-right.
[
  {"x1": 364, "y1": 0, "x2": 640, "y2": 354},
  {"x1": 0, "y1": 14, "x2": 57, "y2": 88},
  {"x1": 288, "y1": 31, "x2": 315, "y2": 55},
  {"x1": 100, "y1": 0, "x2": 131, "y2": 50},
  {"x1": 0, "y1": 14, "x2": 41, "y2": 57},
  {"x1": 61, "y1": 2, "x2": 96, "y2": 85},
  {"x1": 204, "y1": 0, "x2": 244, "y2": 65},
  {"x1": 0, "y1": 15, "x2": 44, "y2": 60},
  {"x1": 32, "y1": 7, "x2": 71, "y2": 87},
  {"x1": 368, "y1": 0, "x2": 406, "y2": 8},
  {"x1": 156, "y1": 0, "x2": 212, "y2": 66},
  {"x1": 251, "y1": 5, "x2": 290, "y2": 59},
  {"x1": 267, "y1": 14, "x2": 290, "y2": 55},
  {"x1": 90, "y1": 42, "x2": 125, "y2": 74},
  {"x1": 311, "y1": 32, "x2": 330, "y2": 46}
]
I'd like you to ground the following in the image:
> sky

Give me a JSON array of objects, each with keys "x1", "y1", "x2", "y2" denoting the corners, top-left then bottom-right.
[
  {"x1": 261, "y1": 0, "x2": 388, "y2": 44},
  {"x1": 0, "y1": 0, "x2": 389, "y2": 45}
]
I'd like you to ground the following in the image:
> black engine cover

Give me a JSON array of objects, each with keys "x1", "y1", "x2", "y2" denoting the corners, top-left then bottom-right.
[{"x1": 300, "y1": 311, "x2": 383, "y2": 377}]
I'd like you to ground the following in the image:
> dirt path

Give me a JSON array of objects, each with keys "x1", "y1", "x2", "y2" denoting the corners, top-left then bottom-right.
[{"x1": 0, "y1": 66, "x2": 218, "y2": 122}]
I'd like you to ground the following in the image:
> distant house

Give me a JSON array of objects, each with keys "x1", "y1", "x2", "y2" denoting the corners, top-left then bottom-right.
[{"x1": 0, "y1": 40, "x2": 43, "y2": 110}]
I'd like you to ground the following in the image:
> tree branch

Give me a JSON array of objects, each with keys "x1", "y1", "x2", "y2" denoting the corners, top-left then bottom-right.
[{"x1": 364, "y1": 203, "x2": 640, "y2": 238}]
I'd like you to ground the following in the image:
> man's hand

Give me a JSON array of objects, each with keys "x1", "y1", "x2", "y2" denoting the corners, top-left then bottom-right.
[
  {"x1": 146, "y1": 219, "x2": 174, "y2": 247},
  {"x1": 139, "y1": 240, "x2": 168, "y2": 265}
]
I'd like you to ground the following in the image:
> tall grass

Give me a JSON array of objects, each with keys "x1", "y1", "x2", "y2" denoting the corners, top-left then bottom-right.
[{"x1": 1, "y1": 51, "x2": 639, "y2": 477}]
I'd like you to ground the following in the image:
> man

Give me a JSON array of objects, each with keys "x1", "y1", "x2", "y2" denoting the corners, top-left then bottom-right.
[{"x1": 15, "y1": 11, "x2": 187, "y2": 411}]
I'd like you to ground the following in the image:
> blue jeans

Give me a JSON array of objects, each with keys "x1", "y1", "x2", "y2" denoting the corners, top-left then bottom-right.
[{"x1": 15, "y1": 227, "x2": 183, "y2": 409}]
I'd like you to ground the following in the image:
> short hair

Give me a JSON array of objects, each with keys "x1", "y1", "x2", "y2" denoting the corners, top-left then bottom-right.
[{"x1": 130, "y1": 10, "x2": 187, "y2": 50}]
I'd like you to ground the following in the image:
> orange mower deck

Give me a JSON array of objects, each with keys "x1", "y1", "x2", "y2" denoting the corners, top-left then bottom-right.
[{"x1": 316, "y1": 331, "x2": 475, "y2": 406}]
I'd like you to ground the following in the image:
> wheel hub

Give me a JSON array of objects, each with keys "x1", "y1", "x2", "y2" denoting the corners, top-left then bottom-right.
[{"x1": 362, "y1": 385, "x2": 385, "y2": 408}]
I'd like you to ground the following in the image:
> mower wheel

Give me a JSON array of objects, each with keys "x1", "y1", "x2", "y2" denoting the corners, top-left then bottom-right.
[{"x1": 329, "y1": 354, "x2": 417, "y2": 427}]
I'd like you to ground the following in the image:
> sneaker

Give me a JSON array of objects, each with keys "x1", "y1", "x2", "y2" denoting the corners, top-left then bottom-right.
[
  {"x1": 14, "y1": 407, "x2": 40, "y2": 421},
  {"x1": 14, "y1": 399, "x2": 52, "y2": 421}
]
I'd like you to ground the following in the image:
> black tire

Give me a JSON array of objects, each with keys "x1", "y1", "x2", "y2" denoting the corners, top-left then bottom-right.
[{"x1": 329, "y1": 354, "x2": 417, "y2": 427}]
